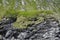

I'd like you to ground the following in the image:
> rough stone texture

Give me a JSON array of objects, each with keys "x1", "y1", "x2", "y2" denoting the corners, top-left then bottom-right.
[{"x1": 0, "y1": 17, "x2": 60, "y2": 40}]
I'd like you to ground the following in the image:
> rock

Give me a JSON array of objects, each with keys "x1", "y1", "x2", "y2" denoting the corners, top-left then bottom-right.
[
  {"x1": 0, "y1": 16, "x2": 17, "y2": 25},
  {"x1": 55, "y1": 32, "x2": 60, "y2": 38},
  {"x1": 18, "y1": 32, "x2": 27, "y2": 39},
  {"x1": 3, "y1": 37, "x2": 6, "y2": 40},
  {"x1": 0, "y1": 35, "x2": 3, "y2": 40},
  {"x1": 0, "y1": 17, "x2": 60, "y2": 40},
  {"x1": 12, "y1": 31, "x2": 19, "y2": 39},
  {"x1": 11, "y1": 37, "x2": 15, "y2": 40},
  {"x1": 43, "y1": 27, "x2": 60, "y2": 40},
  {"x1": 5, "y1": 30, "x2": 13, "y2": 38}
]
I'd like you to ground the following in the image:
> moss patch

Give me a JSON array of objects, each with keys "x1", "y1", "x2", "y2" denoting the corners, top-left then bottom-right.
[
  {"x1": 13, "y1": 10, "x2": 53, "y2": 29},
  {"x1": 0, "y1": 9, "x2": 54, "y2": 29}
]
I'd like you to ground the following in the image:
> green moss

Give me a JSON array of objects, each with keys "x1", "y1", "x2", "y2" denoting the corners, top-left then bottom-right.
[
  {"x1": 18, "y1": 10, "x2": 53, "y2": 17},
  {"x1": 4, "y1": 9, "x2": 18, "y2": 17},
  {"x1": 13, "y1": 10, "x2": 53, "y2": 29},
  {"x1": 0, "y1": 9, "x2": 53, "y2": 29},
  {"x1": 0, "y1": 0, "x2": 59, "y2": 29}
]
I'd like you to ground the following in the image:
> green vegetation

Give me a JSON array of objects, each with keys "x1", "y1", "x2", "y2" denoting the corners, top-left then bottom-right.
[
  {"x1": 0, "y1": 0, "x2": 60, "y2": 29},
  {"x1": 13, "y1": 10, "x2": 53, "y2": 28}
]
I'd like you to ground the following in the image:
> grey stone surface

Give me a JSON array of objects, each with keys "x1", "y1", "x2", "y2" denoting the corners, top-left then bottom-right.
[{"x1": 0, "y1": 17, "x2": 60, "y2": 40}]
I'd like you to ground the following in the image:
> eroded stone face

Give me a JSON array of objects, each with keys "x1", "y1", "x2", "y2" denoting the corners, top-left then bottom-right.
[{"x1": 0, "y1": 17, "x2": 60, "y2": 40}]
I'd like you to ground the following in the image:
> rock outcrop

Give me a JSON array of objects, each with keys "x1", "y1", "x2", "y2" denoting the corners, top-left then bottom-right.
[{"x1": 0, "y1": 17, "x2": 60, "y2": 40}]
